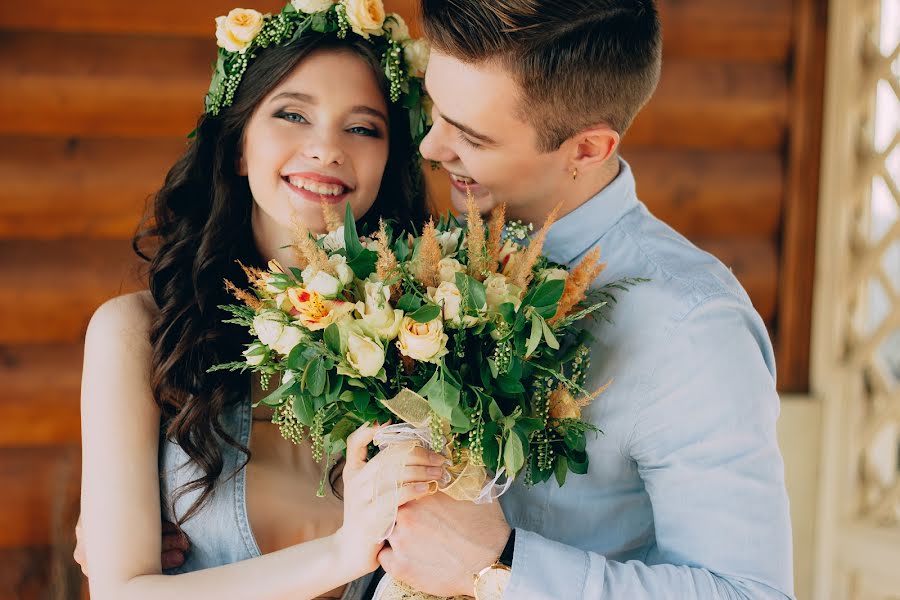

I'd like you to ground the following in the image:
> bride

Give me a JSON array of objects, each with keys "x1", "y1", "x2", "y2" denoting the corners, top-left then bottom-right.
[{"x1": 77, "y1": 3, "x2": 443, "y2": 599}]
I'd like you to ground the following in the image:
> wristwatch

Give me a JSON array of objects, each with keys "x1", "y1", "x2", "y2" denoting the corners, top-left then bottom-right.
[{"x1": 473, "y1": 529, "x2": 515, "y2": 600}]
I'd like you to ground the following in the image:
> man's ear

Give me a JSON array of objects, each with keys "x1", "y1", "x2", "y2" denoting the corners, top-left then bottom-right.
[{"x1": 568, "y1": 124, "x2": 620, "y2": 173}]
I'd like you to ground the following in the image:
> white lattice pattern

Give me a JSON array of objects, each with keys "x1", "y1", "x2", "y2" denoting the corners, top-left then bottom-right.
[{"x1": 846, "y1": 0, "x2": 900, "y2": 529}]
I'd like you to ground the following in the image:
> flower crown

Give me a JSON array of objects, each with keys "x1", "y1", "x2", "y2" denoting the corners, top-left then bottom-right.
[{"x1": 207, "y1": 0, "x2": 431, "y2": 146}]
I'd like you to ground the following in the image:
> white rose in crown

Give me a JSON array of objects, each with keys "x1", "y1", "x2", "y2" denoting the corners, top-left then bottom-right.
[
  {"x1": 383, "y1": 13, "x2": 410, "y2": 42},
  {"x1": 356, "y1": 281, "x2": 404, "y2": 340},
  {"x1": 292, "y1": 0, "x2": 334, "y2": 14},
  {"x1": 343, "y1": 0, "x2": 386, "y2": 39},
  {"x1": 215, "y1": 8, "x2": 264, "y2": 54},
  {"x1": 403, "y1": 38, "x2": 430, "y2": 77},
  {"x1": 396, "y1": 316, "x2": 448, "y2": 363},
  {"x1": 346, "y1": 332, "x2": 385, "y2": 377},
  {"x1": 437, "y1": 257, "x2": 465, "y2": 284}
]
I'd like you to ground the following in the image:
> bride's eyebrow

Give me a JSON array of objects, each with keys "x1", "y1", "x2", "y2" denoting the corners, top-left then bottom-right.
[
  {"x1": 268, "y1": 91, "x2": 386, "y2": 124},
  {"x1": 350, "y1": 105, "x2": 388, "y2": 125},
  {"x1": 269, "y1": 91, "x2": 316, "y2": 104}
]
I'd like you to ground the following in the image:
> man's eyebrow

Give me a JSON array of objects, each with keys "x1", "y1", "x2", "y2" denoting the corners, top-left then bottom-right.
[
  {"x1": 440, "y1": 112, "x2": 498, "y2": 145},
  {"x1": 269, "y1": 92, "x2": 387, "y2": 124}
]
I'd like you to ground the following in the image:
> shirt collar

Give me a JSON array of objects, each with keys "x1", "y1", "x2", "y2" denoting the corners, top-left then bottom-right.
[{"x1": 543, "y1": 159, "x2": 638, "y2": 265}]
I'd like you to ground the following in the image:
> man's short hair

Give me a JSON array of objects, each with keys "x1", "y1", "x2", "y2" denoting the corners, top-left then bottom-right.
[{"x1": 421, "y1": 0, "x2": 662, "y2": 152}]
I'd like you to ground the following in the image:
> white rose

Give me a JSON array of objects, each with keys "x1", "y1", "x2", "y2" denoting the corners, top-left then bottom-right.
[
  {"x1": 243, "y1": 342, "x2": 268, "y2": 366},
  {"x1": 383, "y1": 13, "x2": 410, "y2": 42},
  {"x1": 359, "y1": 235, "x2": 380, "y2": 252},
  {"x1": 539, "y1": 268, "x2": 569, "y2": 282},
  {"x1": 403, "y1": 38, "x2": 430, "y2": 77},
  {"x1": 215, "y1": 9, "x2": 264, "y2": 54},
  {"x1": 304, "y1": 270, "x2": 342, "y2": 297},
  {"x1": 428, "y1": 281, "x2": 463, "y2": 324},
  {"x1": 484, "y1": 274, "x2": 523, "y2": 311},
  {"x1": 342, "y1": 0, "x2": 385, "y2": 39},
  {"x1": 253, "y1": 312, "x2": 285, "y2": 347},
  {"x1": 346, "y1": 333, "x2": 385, "y2": 377},
  {"x1": 271, "y1": 325, "x2": 305, "y2": 355},
  {"x1": 320, "y1": 226, "x2": 346, "y2": 251},
  {"x1": 396, "y1": 316, "x2": 448, "y2": 363},
  {"x1": 292, "y1": 0, "x2": 334, "y2": 14},
  {"x1": 329, "y1": 254, "x2": 355, "y2": 286},
  {"x1": 435, "y1": 228, "x2": 462, "y2": 257},
  {"x1": 356, "y1": 281, "x2": 403, "y2": 340},
  {"x1": 437, "y1": 257, "x2": 465, "y2": 283}
]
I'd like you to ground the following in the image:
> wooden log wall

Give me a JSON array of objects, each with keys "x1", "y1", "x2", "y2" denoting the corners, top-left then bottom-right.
[{"x1": 0, "y1": 0, "x2": 822, "y2": 597}]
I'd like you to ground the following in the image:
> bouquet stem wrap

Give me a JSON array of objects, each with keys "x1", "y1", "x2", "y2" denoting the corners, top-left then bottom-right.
[{"x1": 370, "y1": 389, "x2": 512, "y2": 600}]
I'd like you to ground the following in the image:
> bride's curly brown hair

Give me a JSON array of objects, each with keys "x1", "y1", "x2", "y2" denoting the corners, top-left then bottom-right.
[{"x1": 134, "y1": 33, "x2": 428, "y2": 523}]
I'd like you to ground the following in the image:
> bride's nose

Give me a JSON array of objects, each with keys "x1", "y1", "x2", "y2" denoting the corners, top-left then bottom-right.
[{"x1": 302, "y1": 130, "x2": 345, "y2": 166}]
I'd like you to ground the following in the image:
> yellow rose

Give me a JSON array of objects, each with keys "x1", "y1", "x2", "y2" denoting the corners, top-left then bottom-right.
[
  {"x1": 396, "y1": 316, "x2": 448, "y2": 363},
  {"x1": 403, "y1": 38, "x2": 430, "y2": 77},
  {"x1": 539, "y1": 267, "x2": 569, "y2": 282},
  {"x1": 499, "y1": 239, "x2": 522, "y2": 276},
  {"x1": 346, "y1": 332, "x2": 385, "y2": 377},
  {"x1": 437, "y1": 257, "x2": 465, "y2": 283},
  {"x1": 292, "y1": 0, "x2": 334, "y2": 14},
  {"x1": 484, "y1": 274, "x2": 523, "y2": 311},
  {"x1": 342, "y1": 0, "x2": 385, "y2": 39},
  {"x1": 215, "y1": 8, "x2": 264, "y2": 54},
  {"x1": 288, "y1": 288, "x2": 354, "y2": 331}
]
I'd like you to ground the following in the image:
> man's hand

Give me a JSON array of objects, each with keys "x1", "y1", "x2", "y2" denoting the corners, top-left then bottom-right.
[
  {"x1": 378, "y1": 492, "x2": 511, "y2": 597},
  {"x1": 74, "y1": 514, "x2": 190, "y2": 576}
]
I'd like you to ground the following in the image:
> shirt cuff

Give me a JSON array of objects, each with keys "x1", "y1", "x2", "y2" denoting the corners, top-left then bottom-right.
[{"x1": 503, "y1": 528, "x2": 590, "y2": 599}]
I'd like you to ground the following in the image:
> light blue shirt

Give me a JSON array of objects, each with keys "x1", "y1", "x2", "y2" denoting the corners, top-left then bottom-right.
[{"x1": 498, "y1": 160, "x2": 794, "y2": 599}]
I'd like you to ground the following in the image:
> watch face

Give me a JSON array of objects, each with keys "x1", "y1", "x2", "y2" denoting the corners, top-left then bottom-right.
[{"x1": 474, "y1": 566, "x2": 512, "y2": 600}]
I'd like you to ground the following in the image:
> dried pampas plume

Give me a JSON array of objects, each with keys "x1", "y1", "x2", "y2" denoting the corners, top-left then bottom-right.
[
  {"x1": 237, "y1": 260, "x2": 267, "y2": 292},
  {"x1": 375, "y1": 220, "x2": 400, "y2": 298},
  {"x1": 291, "y1": 215, "x2": 332, "y2": 274},
  {"x1": 465, "y1": 190, "x2": 489, "y2": 281},
  {"x1": 486, "y1": 202, "x2": 506, "y2": 274},
  {"x1": 224, "y1": 279, "x2": 261, "y2": 310},
  {"x1": 320, "y1": 202, "x2": 344, "y2": 233},
  {"x1": 549, "y1": 246, "x2": 607, "y2": 324},
  {"x1": 414, "y1": 219, "x2": 441, "y2": 288},
  {"x1": 508, "y1": 201, "x2": 563, "y2": 288}
]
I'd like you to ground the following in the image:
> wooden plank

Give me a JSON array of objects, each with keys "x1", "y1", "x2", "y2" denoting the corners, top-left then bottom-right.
[
  {"x1": 699, "y1": 238, "x2": 779, "y2": 326},
  {"x1": 0, "y1": 446, "x2": 80, "y2": 549},
  {"x1": 627, "y1": 60, "x2": 789, "y2": 150},
  {"x1": 0, "y1": 0, "x2": 790, "y2": 62},
  {"x1": 625, "y1": 149, "x2": 783, "y2": 238},
  {"x1": 0, "y1": 240, "x2": 142, "y2": 344},
  {"x1": 775, "y1": 0, "x2": 828, "y2": 394},
  {"x1": 0, "y1": 137, "x2": 184, "y2": 240},
  {"x1": 0, "y1": 32, "x2": 788, "y2": 149},
  {"x1": 0, "y1": 344, "x2": 83, "y2": 446},
  {"x1": 0, "y1": 138, "x2": 783, "y2": 240},
  {"x1": 0, "y1": 547, "x2": 84, "y2": 600}
]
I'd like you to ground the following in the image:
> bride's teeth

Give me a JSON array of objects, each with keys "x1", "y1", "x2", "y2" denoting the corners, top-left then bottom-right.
[{"x1": 288, "y1": 176, "x2": 346, "y2": 196}]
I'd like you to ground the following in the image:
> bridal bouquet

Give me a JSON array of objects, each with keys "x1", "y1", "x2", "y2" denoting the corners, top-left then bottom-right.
[{"x1": 212, "y1": 199, "x2": 635, "y2": 500}]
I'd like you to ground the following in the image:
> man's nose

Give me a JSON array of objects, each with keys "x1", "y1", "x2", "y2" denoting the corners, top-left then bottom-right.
[{"x1": 419, "y1": 113, "x2": 458, "y2": 164}]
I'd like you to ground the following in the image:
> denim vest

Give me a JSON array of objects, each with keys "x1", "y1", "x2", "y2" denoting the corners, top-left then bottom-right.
[{"x1": 159, "y1": 398, "x2": 373, "y2": 598}]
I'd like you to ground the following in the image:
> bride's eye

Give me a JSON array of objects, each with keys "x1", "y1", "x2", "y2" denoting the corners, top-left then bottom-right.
[
  {"x1": 347, "y1": 125, "x2": 380, "y2": 138},
  {"x1": 275, "y1": 110, "x2": 307, "y2": 124}
]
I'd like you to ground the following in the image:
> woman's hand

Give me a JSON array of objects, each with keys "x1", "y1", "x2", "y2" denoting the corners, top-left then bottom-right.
[{"x1": 334, "y1": 422, "x2": 446, "y2": 575}]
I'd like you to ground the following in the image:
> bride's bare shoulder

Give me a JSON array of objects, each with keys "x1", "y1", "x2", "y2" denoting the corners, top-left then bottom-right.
[{"x1": 86, "y1": 290, "x2": 157, "y2": 345}]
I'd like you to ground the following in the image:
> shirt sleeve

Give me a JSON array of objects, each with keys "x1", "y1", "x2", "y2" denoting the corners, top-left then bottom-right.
[{"x1": 503, "y1": 295, "x2": 795, "y2": 599}]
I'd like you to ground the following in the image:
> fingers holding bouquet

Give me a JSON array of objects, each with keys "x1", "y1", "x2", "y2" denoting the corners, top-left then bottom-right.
[{"x1": 337, "y1": 421, "x2": 447, "y2": 573}]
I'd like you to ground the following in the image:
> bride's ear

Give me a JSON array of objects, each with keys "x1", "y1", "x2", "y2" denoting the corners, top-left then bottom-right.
[{"x1": 236, "y1": 152, "x2": 248, "y2": 176}]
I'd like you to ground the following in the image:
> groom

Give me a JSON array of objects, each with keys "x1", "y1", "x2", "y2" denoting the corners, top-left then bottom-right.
[{"x1": 376, "y1": 1, "x2": 795, "y2": 598}]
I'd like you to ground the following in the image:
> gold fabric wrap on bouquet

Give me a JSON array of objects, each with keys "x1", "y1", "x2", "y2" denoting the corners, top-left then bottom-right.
[{"x1": 370, "y1": 389, "x2": 510, "y2": 600}]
